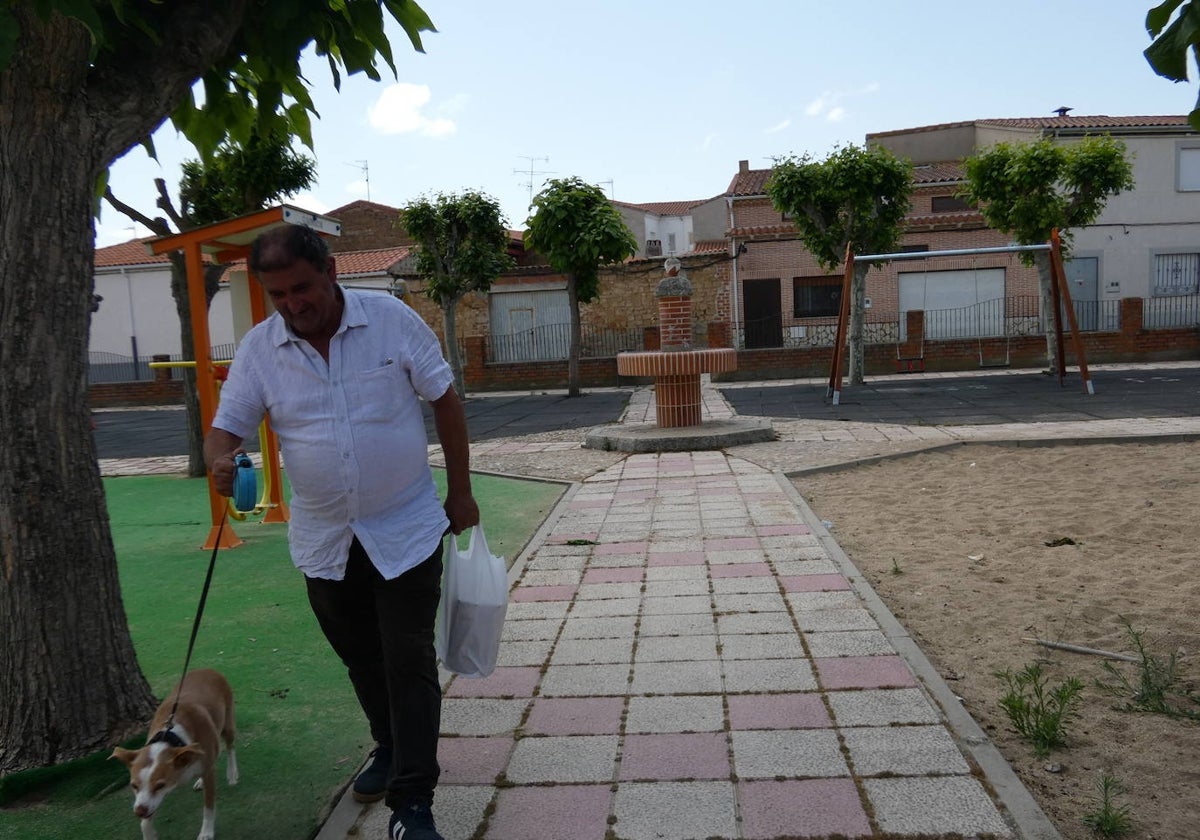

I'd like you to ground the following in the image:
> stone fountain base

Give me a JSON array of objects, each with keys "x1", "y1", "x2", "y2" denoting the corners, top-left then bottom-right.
[{"x1": 583, "y1": 416, "x2": 774, "y2": 453}]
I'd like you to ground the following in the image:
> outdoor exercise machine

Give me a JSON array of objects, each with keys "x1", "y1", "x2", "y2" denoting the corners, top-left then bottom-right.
[
  {"x1": 147, "y1": 205, "x2": 342, "y2": 549},
  {"x1": 827, "y1": 230, "x2": 1092, "y2": 405}
]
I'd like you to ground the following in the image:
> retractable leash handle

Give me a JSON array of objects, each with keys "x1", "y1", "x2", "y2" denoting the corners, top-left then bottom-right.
[{"x1": 232, "y1": 452, "x2": 257, "y2": 512}]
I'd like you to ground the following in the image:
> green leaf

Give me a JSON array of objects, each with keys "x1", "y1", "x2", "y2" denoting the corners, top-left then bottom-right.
[{"x1": 1147, "y1": 0, "x2": 1187, "y2": 35}]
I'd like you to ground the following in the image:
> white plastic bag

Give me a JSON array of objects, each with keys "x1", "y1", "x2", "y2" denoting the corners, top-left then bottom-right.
[{"x1": 435, "y1": 525, "x2": 508, "y2": 678}]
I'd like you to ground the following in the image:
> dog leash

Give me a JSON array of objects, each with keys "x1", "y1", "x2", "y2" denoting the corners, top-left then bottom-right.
[{"x1": 150, "y1": 509, "x2": 228, "y2": 747}]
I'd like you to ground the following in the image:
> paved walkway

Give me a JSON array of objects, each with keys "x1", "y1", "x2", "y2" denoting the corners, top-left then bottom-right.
[{"x1": 97, "y1": 363, "x2": 1200, "y2": 839}]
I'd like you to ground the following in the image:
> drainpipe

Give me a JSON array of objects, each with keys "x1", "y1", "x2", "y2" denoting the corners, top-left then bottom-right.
[{"x1": 727, "y1": 195, "x2": 740, "y2": 348}]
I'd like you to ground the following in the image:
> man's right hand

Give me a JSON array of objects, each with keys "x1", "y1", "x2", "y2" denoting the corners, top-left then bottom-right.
[{"x1": 209, "y1": 450, "x2": 243, "y2": 498}]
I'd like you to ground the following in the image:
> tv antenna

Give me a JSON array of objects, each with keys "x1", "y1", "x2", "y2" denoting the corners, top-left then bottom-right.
[
  {"x1": 346, "y1": 160, "x2": 370, "y2": 201},
  {"x1": 596, "y1": 178, "x2": 614, "y2": 198},
  {"x1": 514, "y1": 155, "x2": 554, "y2": 207}
]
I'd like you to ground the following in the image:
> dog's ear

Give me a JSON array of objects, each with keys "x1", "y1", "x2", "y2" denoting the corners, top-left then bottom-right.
[
  {"x1": 172, "y1": 745, "x2": 205, "y2": 768},
  {"x1": 110, "y1": 747, "x2": 136, "y2": 766}
]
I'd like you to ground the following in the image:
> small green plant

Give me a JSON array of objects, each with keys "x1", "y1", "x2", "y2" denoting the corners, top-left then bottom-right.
[
  {"x1": 1082, "y1": 774, "x2": 1133, "y2": 837},
  {"x1": 890, "y1": 558, "x2": 903, "y2": 575},
  {"x1": 995, "y1": 662, "x2": 1084, "y2": 756},
  {"x1": 1097, "y1": 619, "x2": 1200, "y2": 719}
]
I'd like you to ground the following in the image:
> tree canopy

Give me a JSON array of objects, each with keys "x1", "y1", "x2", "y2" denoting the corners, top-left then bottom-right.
[
  {"x1": 180, "y1": 134, "x2": 317, "y2": 226},
  {"x1": 524, "y1": 177, "x2": 636, "y2": 396},
  {"x1": 400, "y1": 191, "x2": 516, "y2": 397},
  {"x1": 959, "y1": 135, "x2": 1135, "y2": 260},
  {"x1": 1145, "y1": 0, "x2": 1200, "y2": 129},
  {"x1": 766, "y1": 144, "x2": 912, "y2": 385}
]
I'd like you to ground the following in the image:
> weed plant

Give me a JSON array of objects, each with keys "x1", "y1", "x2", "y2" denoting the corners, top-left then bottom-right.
[
  {"x1": 1081, "y1": 774, "x2": 1133, "y2": 837},
  {"x1": 1097, "y1": 619, "x2": 1200, "y2": 719},
  {"x1": 995, "y1": 662, "x2": 1084, "y2": 756}
]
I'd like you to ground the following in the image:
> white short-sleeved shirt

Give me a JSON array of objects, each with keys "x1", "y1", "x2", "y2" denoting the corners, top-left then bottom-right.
[{"x1": 213, "y1": 287, "x2": 453, "y2": 580}]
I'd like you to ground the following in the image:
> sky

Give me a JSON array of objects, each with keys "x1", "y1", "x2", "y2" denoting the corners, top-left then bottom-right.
[{"x1": 96, "y1": 0, "x2": 1197, "y2": 248}]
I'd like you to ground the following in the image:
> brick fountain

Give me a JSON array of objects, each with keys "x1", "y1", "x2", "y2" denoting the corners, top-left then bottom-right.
[{"x1": 585, "y1": 258, "x2": 774, "y2": 452}]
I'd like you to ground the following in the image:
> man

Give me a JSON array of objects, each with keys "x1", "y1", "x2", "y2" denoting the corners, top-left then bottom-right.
[{"x1": 205, "y1": 224, "x2": 476, "y2": 840}]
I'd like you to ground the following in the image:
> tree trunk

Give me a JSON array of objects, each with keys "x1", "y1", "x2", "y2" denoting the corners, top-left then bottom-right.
[
  {"x1": 1035, "y1": 252, "x2": 1059, "y2": 373},
  {"x1": 0, "y1": 19, "x2": 155, "y2": 775},
  {"x1": 848, "y1": 262, "x2": 870, "y2": 385},
  {"x1": 567, "y1": 275, "x2": 582, "y2": 397},
  {"x1": 441, "y1": 296, "x2": 467, "y2": 398}
]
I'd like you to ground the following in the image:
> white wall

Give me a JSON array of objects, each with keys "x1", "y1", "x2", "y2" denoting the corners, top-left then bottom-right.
[{"x1": 91, "y1": 264, "x2": 236, "y2": 358}]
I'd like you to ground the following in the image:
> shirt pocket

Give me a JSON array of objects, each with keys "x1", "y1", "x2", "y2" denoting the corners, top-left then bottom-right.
[{"x1": 351, "y1": 360, "x2": 410, "y2": 420}]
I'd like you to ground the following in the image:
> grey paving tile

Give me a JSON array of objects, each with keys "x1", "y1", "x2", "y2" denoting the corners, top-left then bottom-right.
[
  {"x1": 713, "y1": 591, "x2": 787, "y2": 613},
  {"x1": 642, "y1": 579, "x2": 710, "y2": 598},
  {"x1": 794, "y1": 607, "x2": 880, "y2": 632},
  {"x1": 519, "y1": 569, "x2": 584, "y2": 586},
  {"x1": 786, "y1": 591, "x2": 860, "y2": 611},
  {"x1": 504, "y1": 735, "x2": 619, "y2": 783},
  {"x1": 630, "y1": 660, "x2": 723, "y2": 695},
  {"x1": 863, "y1": 776, "x2": 1014, "y2": 837},
  {"x1": 644, "y1": 565, "x2": 708, "y2": 581},
  {"x1": 634, "y1": 634, "x2": 719, "y2": 663},
  {"x1": 495, "y1": 639, "x2": 554, "y2": 667},
  {"x1": 730, "y1": 729, "x2": 849, "y2": 778},
  {"x1": 804, "y1": 629, "x2": 894, "y2": 657},
  {"x1": 770, "y1": 551, "x2": 834, "y2": 569},
  {"x1": 539, "y1": 663, "x2": 631, "y2": 697},
  {"x1": 827, "y1": 689, "x2": 942, "y2": 727},
  {"x1": 501, "y1": 618, "x2": 562, "y2": 642},
  {"x1": 441, "y1": 698, "x2": 530, "y2": 736},
  {"x1": 559, "y1": 615, "x2": 637, "y2": 639},
  {"x1": 723, "y1": 658, "x2": 817, "y2": 693},
  {"x1": 612, "y1": 781, "x2": 738, "y2": 840},
  {"x1": 569, "y1": 597, "x2": 641, "y2": 617},
  {"x1": 711, "y1": 576, "x2": 779, "y2": 594},
  {"x1": 641, "y1": 594, "x2": 713, "y2": 616},
  {"x1": 625, "y1": 695, "x2": 725, "y2": 733},
  {"x1": 639, "y1": 612, "x2": 716, "y2": 637},
  {"x1": 505, "y1": 601, "x2": 570, "y2": 621},
  {"x1": 550, "y1": 637, "x2": 635, "y2": 666},
  {"x1": 843, "y1": 725, "x2": 971, "y2": 776},
  {"x1": 718, "y1": 632, "x2": 805, "y2": 661},
  {"x1": 716, "y1": 611, "x2": 796, "y2": 635}
]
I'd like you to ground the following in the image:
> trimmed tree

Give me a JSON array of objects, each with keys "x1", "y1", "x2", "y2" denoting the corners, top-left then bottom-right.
[
  {"x1": 959, "y1": 135, "x2": 1134, "y2": 371},
  {"x1": 104, "y1": 133, "x2": 316, "y2": 477},
  {"x1": 0, "y1": 0, "x2": 433, "y2": 774},
  {"x1": 524, "y1": 177, "x2": 637, "y2": 397},
  {"x1": 1145, "y1": 0, "x2": 1200, "y2": 129},
  {"x1": 767, "y1": 145, "x2": 912, "y2": 385},
  {"x1": 400, "y1": 192, "x2": 516, "y2": 398}
]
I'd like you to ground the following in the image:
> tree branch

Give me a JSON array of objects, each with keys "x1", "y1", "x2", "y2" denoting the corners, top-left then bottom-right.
[
  {"x1": 103, "y1": 187, "x2": 172, "y2": 237},
  {"x1": 155, "y1": 179, "x2": 186, "y2": 230}
]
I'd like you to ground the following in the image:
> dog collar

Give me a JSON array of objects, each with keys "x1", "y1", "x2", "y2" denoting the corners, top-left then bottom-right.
[{"x1": 148, "y1": 727, "x2": 186, "y2": 748}]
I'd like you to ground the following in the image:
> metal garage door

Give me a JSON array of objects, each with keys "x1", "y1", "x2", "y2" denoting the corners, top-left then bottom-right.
[
  {"x1": 488, "y1": 288, "x2": 571, "y2": 362},
  {"x1": 899, "y1": 268, "x2": 1005, "y2": 339}
]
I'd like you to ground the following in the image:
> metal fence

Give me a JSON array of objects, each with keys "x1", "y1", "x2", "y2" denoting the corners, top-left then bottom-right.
[
  {"x1": 87, "y1": 344, "x2": 238, "y2": 385},
  {"x1": 485, "y1": 323, "x2": 662, "y2": 363},
  {"x1": 1144, "y1": 293, "x2": 1200, "y2": 329}
]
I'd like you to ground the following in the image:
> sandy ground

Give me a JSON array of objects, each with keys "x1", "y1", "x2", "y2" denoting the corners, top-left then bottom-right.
[{"x1": 794, "y1": 440, "x2": 1200, "y2": 840}]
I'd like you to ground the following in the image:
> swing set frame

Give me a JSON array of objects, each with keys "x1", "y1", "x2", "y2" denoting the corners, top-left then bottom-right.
[{"x1": 827, "y1": 230, "x2": 1093, "y2": 404}]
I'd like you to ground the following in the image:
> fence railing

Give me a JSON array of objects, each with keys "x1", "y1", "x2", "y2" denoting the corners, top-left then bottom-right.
[
  {"x1": 1143, "y1": 293, "x2": 1200, "y2": 329},
  {"x1": 87, "y1": 345, "x2": 237, "y2": 385},
  {"x1": 485, "y1": 323, "x2": 679, "y2": 363}
]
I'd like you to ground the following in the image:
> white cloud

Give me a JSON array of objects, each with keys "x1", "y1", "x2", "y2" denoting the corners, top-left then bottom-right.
[
  {"x1": 805, "y1": 83, "x2": 879, "y2": 123},
  {"x1": 368, "y1": 83, "x2": 458, "y2": 137},
  {"x1": 825, "y1": 107, "x2": 846, "y2": 123},
  {"x1": 804, "y1": 96, "x2": 827, "y2": 117},
  {"x1": 288, "y1": 192, "x2": 332, "y2": 215},
  {"x1": 765, "y1": 119, "x2": 792, "y2": 134},
  {"x1": 700, "y1": 132, "x2": 717, "y2": 151},
  {"x1": 344, "y1": 179, "x2": 370, "y2": 199}
]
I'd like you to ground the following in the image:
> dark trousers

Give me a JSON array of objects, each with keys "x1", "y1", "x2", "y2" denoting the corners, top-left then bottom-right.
[{"x1": 305, "y1": 537, "x2": 443, "y2": 808}]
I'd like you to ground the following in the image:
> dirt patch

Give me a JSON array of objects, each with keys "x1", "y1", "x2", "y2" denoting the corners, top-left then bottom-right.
[{"x1": 795, "y1": 441, "x2": 1200, "y2": 840}]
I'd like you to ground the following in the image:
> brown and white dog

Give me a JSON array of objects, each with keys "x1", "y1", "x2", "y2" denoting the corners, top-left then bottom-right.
[{"x1": 111, "y1": 669, "x2": 238, "y2": 840}]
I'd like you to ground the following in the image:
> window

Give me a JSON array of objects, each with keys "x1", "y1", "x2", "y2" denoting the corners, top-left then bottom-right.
[
  {"x1": 930, "y1": 195, "x2": 972, "y2": 213},
  {"x1": 792, "y1": 276, "x2": 842, "y2": 317},
  {"x1": 667, "y1": 232, "x2": 677, "y2": 254},
  {"x1": 645, "y1": 239, "x2": 662, "y2": 257},
  {"x1": 1178, "y1": 145, "x2": 1200, "y2": 191},
  {"x1": 1152, "y1": 253, "x2": 1200, "y2": 295}
]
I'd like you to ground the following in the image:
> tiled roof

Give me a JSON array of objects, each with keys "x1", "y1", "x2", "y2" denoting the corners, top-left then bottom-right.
[
  {"x1": 904, "y1": 211, "x2": 986, "y2": 230},
  {"x1": 613, "y1": 199, "x2": 710, "y2": 215},
  {"x1": 727, "y1": 168, "x2": 773, "y2": 197},
  {"x1": 910, "y1": 161, "x2": 965, "y2": 183},
  {"x1": 328, "y1": 199, "x2": 401, "y2": 216},
  {"x1": 692, "y1": 239, "x2": 730, "y2": 254},
  {"x1": 868, "y1": 115, "x2": 1192, "y2": 139},
  {"x1": 94, "y1": 237, "x2": 175, "y2": 268},
  {"x1": 335, "y1": 246, "x2": 411, "y2": 276}
]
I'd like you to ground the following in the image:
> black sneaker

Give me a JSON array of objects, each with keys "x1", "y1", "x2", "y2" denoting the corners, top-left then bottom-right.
[
  {"x1": 388, "y1": 802, "x2": 443, "y2": 840},
  {"x1": 351, "y1": 745, "x2": 392, "y2": 803}
]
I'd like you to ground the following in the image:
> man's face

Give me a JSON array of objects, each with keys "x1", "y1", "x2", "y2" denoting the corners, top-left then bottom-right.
[{"x1": 257, "y1": 256, "x2": 341, "y2": 341}]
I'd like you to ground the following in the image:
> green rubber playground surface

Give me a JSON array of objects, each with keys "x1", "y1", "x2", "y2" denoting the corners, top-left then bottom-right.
[{"x1": 1, "y1": 468, "x2": 564, "y2": 840}]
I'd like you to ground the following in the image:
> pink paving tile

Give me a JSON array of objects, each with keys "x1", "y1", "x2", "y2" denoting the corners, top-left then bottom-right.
[
  {"x1": 486, "y1": 784, "x2": 612, "y2": 840},
  {"x1": 582, "y1": 567, "x2": 644, "y2": 584},
  {"x1": 709, "y1": 562, "x2": 772, "y2": 578},
  {"x1": 646, "y1": 551, "x2": 705, "y2": 566},
  {"x1": 524, "y1": 697, "x2": 625, "y2": 735},
  {"x1": 594, "y1": 541, "x2": 649, "y2": 556},
  {"x1": 614, "y1": 490, "x2": 655, "y2": 501},
  {"x1": 816, "y1": 655, "x2": 918, "y2": 689},
  {"x1": 756, "y1": 524, "x2": 814, "y2": 536},
  {"x1": 727, "y1": 693, "x2": 832, "y2": 730},
  {"x1": 569, "y1": 499, "x2": 610, "y2": 509},
  {"x1": 619, "y1": 732, "x2": 730, "y2": 780},
  {"x1": 438, "y1": 736, "x2": 514, "y2": 784},
  {"x1": 780, "y1": 574, "x2": 851, "y2": 592},
  {"x1": 510, "y1": 584, "x2": 578, "y2": 602},
  {"x1": 738, "y1": 778, "x2": 872, "y2": 839},
  {"x1": 446, "y1": 666, "x2": 542, "y2": 698},
  {"x1": 704, "y1": 537, "x2": 760, "y2": 551}
]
